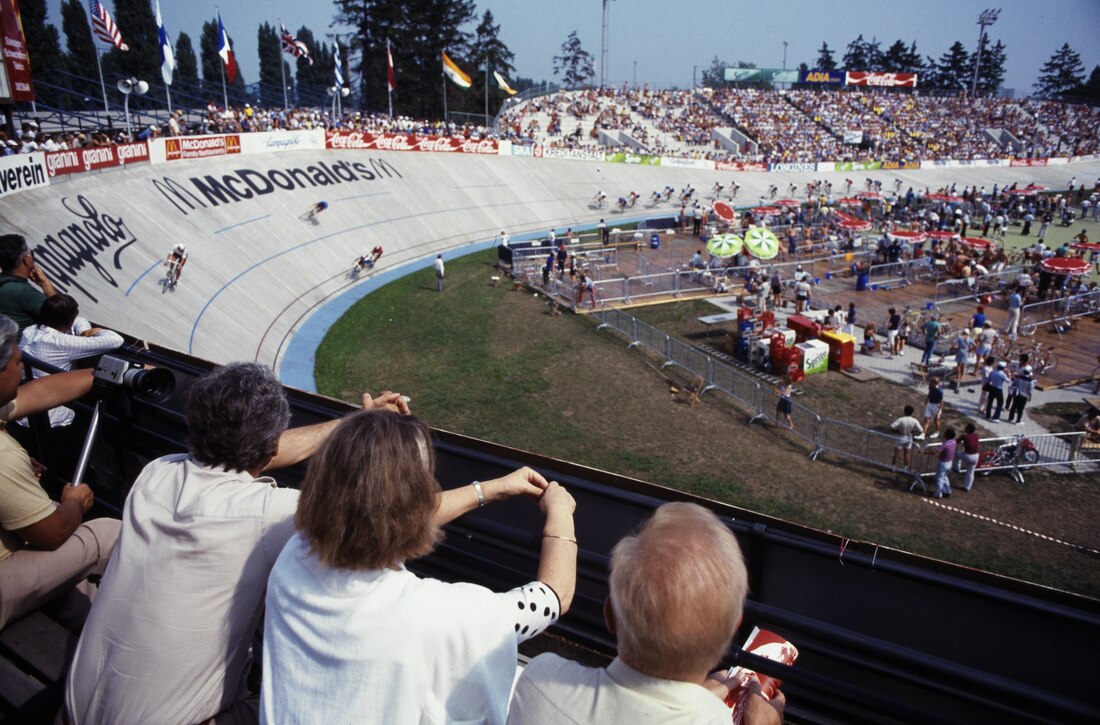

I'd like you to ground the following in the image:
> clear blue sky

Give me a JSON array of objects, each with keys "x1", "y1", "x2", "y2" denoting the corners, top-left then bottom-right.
[{"x1": 49, "y1": 0, "x2": 1100, "y2": 98}]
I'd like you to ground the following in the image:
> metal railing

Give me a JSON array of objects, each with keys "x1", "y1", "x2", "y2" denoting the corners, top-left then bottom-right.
[{"x1": 593, "y1": 308, "x2": 1098, "y2": 486}]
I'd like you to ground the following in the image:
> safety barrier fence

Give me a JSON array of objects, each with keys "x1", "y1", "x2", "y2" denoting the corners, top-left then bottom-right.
[
  {"x1": 932, "y1": 266, "x2": 1029, "y2": 304},
  {"x1": 1018, "y1": 289, "x2": 1100, "y2": 334},
  {"x1": 593, "y1": 308, "x2": 1098, "y2": 485}
]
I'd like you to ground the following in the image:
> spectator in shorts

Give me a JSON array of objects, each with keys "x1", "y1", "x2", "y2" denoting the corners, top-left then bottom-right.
[
  {"x1": 972, "y1": 323, "x2": 996, "y2": 375},
  {"x1": 890, "y1": 404, "x2": 924, "y2": 468},
  {"x1": 954, "y1": 423, "x2": 981, "y2": 492},
  {"x1": 886, "y1": 308, "x2": 901, "y2": 357},
  {"x1": 794, "y1": 277, "x2": 811, "y2": 313},
  {"x1": 922, "y1": 376, "x2": 945, "y2": 439},
  {"x1": 951, "y1": 330, "x2": 971, "y2": 386}
]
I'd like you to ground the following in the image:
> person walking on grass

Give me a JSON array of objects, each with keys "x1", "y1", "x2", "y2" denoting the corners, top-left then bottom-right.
[{"x1": 433, "y1": 255, "x2": 445, "y2": 293}]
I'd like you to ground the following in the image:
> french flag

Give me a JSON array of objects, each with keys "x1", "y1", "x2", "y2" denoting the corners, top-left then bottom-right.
[{"x1": 217, "y1": 12, "x2": 237, "y2": 83}]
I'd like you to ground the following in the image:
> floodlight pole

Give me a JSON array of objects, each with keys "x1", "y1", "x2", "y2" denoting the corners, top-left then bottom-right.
[
  {"x1": 600, "y1": 0, "x2": 611, "y2": 88},
  {"x1": 971, "y1": 8, "x2": 1000, "y2": 96}
]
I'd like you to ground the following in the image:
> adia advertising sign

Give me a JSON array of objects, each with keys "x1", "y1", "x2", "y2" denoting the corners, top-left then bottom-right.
[{"x1": 800, "y1": 70, "x2": 845, "y2": 85}]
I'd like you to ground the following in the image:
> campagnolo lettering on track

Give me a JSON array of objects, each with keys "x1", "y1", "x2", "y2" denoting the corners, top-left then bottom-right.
[{"x1": 30, "y1": 195, "x2": 138, "y2": 303}]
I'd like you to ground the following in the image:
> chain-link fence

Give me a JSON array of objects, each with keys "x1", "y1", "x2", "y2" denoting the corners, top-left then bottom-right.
[{"x1": 593, "y1": 308, "x2": 1099, "y2": 486}]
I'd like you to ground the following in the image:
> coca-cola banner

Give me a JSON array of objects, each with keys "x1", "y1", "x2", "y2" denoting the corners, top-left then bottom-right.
[
  {"x1": 44, "y1": 142, "x2": 150, "y2": 177},
  {"x1": 326, "y1": 131, "x2": 498, "y2": 155},
  {"x1": 1009, "y1": 158, "x2": 1048, "y2": 167},
  {"x1": 714, "y1": 160, "x2": 766, "y2": 172},
  {"x1": 845, "y1": 72, "x2": 917, "y2": 88}
]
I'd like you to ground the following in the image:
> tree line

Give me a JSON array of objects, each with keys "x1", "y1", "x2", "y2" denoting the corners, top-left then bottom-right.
[{"x1": 19, "y1": 0, "x2": 535, "y2": 119}]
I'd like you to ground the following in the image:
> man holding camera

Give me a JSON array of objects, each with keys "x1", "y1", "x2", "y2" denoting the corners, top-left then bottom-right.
[{"x1": 0, "y1": 314, "x2": 120, "y2": 631}]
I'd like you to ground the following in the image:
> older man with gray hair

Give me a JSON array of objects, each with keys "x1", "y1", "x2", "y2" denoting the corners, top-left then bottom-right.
[
  {"x1": 508, "y1": 502, "x2": 784, "y2": 724},
  {"x1": 66, "y1": 362, "x2": 411, "y2": 725},
  {"x1": 0, "y1": 314, "x2": 120, "y2": 631}
]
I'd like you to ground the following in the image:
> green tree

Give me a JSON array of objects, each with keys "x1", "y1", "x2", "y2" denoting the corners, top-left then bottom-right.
[
  {"x1": 20, "y1": 0, "x2": 65, "y2": 105},
  {"x1": 700, "y1": 55, "x2": 730, "y2": 87},
  {"x1": 257, "y1": 22, "x2": 284, "y2": 107},
  {"x1": 60, "y1": 0, "x2": 102, "y2": 107},
  {"x1": 814, "y1": 42, "x2": 837, "y2": 71},
  {"x1": 103, "y1": 0, "x2": 159, "y2": 95},
  {"x1": 199, "y1": 17, "x2": 246, "y2": 104},
  {"x1": 903, "y1": 41, "x2": 925, "y2": 74},
  {"x1": 928, "y1": 41, "x2": 971, "y2": 90},
  {"x1": 882, "y1": 40, "x2": 908, "y2": 71},
  {"x1": 842, "y1": 34, "x2": 870, "y2": 70},
  {"x1": 333, "y1": 0, "x2": 404, "y2": 113},
  {"x1": 293, "y1": 27, "x2": 328, "y2": 107},
  {"x1": 174, "y1": 32, "x2": 199, "y2": 92},
  {"x1": 466, "y1": 10, "x2": 516, "y2": 116},
  {"x1": 973, "y1": 37, "x2": 1006, "y2": 94},
  {"x1": 1033, "y1": 43, "x2": 1085, "y2": 98},
  {"x1": 553, "y1": 31, "x2": 594, "y2": 90},
  {"x1": 1081, "y1": 65, "x2": 1100, "y2": 102}
]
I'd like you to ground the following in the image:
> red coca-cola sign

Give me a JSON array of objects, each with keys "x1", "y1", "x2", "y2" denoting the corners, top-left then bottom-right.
[
  {"x1": 326, "y1": 131, "x2": 498, "y2": 155},
  {"x1": 845, "y1": 72, "x2": 917, "y2": 87},
  {"x1": 1009, "y1": 158, "x2": 1048, "y2": 168},
  {"x1": 715, "y1": 160, "x2": 767, "y2": 172}
]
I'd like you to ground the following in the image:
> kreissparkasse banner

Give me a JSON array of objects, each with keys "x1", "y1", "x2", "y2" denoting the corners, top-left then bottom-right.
[{"x1": 0, "y1": 0, "x2": 34, "y2": 102}]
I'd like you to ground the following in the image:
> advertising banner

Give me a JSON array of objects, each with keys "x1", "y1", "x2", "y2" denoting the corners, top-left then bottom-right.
[
  {"x1": 164, "y1": 135, "x2": 242, "y2": 161},
  {"x1": 238, "y1": 129, "x2": 326, "y2": 155},
  {"x1": 44, "y1": 142, "x2": 150, "y2": 177},
  {"x1": 0, "y1": 152, "x2": 48, "y2": 197},
  {"x1": 660, "y1": 156, "x2": 714, "y2": 170},
  {"x1": 800, "y1": 70, "x2": 845, "y2": 85},
  {"x1": 715, "y1": 160, "x2": 767, "y2": 172},
  {"x1": 768, "y1": 162, "x2": 816, "y2": 173},
  {"x1": 845, "y1": 72, "x2": 917, "y2": 88},
  {"x1": 605, "y1": 152, "x2": 660, "y2": 166},
  {"x1": 325, "y1": 131, "x2": 498, "y2": 155},
  {"x1": 833, "y1": 161, "x2": 883, "y2": 172},
  {"x1": 842, "y1": 130, "x2": 864, "y2": 145},
  {"x1": 724, "y1": 67, "x2": 800, "y2": 84},
  {"x1": 1071, "y1": 154, "x2": 1100, "y2": 163},
  {"x1": 541, "y1": 146, "x2": 603, "y2": 161},
  {"x1": 0, "y1": 0, "x2": 34, "y2": 101},
  {"x1": 1009, "y1": 158, "x2": 1048, "y2": 167},
  {"x1": 508, "y1": 143, "x2": 544, "y2": 158},
  {"x1": 1046, "y1": 157, "x2": 1068, "y2": 165},
  {"x1": 881, "y1": 160, "x2": 921, "y2": 170}
]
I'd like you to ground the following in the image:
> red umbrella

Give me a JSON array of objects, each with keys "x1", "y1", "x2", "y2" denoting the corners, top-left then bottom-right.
[
  {"x1": 888, "y1": 230, "x2": 928, "y2": 244},
  {"x1": 959, "y1": 237, "x2": 995, "y2": 251},
  {"x1": 1024, "y1": 184, "x2": 1048, "y2": 191},
  {"x1": 774, "y1": 198, "x2": 801, "y2": 207},
  {"x1": 926, "y1": 230, "x2": 958, "y2": 241},
  {"x1": 837, "y1": 197, "x2": 862, "y2": 206},
  {"x1": 750, "y1": 206, "x2": 781, "y2": 216},
  {"x1": 1072, "y1": 241, "x2": 1100, "y2": 252},
  {"x1": 1040, "y1": 257, "x2": 1091, "y2": 275},
  {"x1": 711, "y1": 200, "x2": 737, "y2": 223},
  {"x1": 839, "y1": 219, "x2": 872, "y2": 231}
]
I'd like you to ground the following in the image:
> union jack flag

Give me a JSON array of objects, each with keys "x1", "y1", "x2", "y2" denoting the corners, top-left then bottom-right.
[
  {"x1": 88, "y1": 0, "x2": 128, "y2": 51},
  {"x1": 280, "y1": 23, "x2": 312, "y2": 65}
]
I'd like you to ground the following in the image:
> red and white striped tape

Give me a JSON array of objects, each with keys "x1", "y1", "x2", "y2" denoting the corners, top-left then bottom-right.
[{"x1": 924, "y1": 499, "x2": 1100, "y2": 556}]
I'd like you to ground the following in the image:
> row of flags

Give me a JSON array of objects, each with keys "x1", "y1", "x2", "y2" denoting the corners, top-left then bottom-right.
[{"x1": 85, "y1": 1, "x2": 518, "y2": 99}]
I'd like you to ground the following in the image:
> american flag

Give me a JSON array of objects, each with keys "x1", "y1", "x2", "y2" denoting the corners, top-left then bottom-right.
[
  {"x1": 88, "y1": 0, "x2": 128, "y2": 51},
  {"x1": 280, "y1": 23, "x2": 312, "y2": 65}
]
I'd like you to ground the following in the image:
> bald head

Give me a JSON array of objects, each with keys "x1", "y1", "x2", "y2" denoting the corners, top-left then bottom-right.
[{"x1": 609, "y1": 502, "x2": 748, "y2": 681}]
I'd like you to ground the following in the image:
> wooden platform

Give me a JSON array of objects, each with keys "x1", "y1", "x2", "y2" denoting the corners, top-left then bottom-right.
[{"x1": 0, "y1": 612, "x2": 74, "y2": 722}]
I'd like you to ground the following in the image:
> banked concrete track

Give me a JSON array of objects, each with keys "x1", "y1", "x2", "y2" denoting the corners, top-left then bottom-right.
[{"x1": 1, "y1": 145, "x2": 1097, "y2": 390}]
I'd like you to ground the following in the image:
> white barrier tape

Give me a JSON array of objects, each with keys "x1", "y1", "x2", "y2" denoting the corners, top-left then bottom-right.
[{"x1": 924, "y1": 499, "x2": 1100, "y2": 556}]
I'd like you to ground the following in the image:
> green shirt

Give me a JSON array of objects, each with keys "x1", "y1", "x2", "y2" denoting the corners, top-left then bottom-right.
[{"x1": 0, "y1": 274, "x2": 47, "y2": 333}]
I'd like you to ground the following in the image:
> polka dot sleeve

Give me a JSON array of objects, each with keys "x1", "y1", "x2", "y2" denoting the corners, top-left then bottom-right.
[{"x1": 498, "y1": 581, "x2": 561, "y2": 644}]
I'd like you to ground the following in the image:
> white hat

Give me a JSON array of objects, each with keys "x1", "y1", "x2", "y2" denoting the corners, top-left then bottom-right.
[{"x1": 175, "y1": 243, "x2": 186, "y2": 251}]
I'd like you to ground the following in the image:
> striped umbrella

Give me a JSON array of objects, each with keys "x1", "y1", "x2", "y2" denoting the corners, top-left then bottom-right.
[
  {"x1": 743, "y1": 227, "x2": 780, "y2": 259},
  {"x1": 706, "y1": 233, "x2": 743, "y2": 258}
]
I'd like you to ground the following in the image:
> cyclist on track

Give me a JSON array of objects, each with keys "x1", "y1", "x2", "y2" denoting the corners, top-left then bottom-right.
[
  {"x1": 627, "y1": 191, "x2": 640, "y2": 207},
  {"x1": 354, "y1": 246, "x2": 384, "y2": 273},
  {"x1": 165, "y1": 243, "x2": 187, "y2": 286},
  {"x1": 593, "y1": 190, "x2": 607, "y2": 207}
]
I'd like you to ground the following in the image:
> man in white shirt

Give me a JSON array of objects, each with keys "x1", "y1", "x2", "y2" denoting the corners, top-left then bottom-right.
[
  {"x1": 509, "y1": 503, "x2": 784, "y2": 725},
  {"x1": 434, "y1": 254, "x2": 445, "y2": 292}
]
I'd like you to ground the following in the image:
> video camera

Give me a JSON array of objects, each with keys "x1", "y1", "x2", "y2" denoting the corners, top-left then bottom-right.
[{"x1": 92, "y1": 355, "x2": 175, "y2": 402}]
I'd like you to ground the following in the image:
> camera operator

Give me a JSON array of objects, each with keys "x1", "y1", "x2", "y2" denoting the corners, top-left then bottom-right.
[{"x1": 0, "y1": 314, "x2": 120, "y2": 631}]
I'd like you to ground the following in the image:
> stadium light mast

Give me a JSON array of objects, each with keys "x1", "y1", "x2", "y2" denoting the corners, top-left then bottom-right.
[
  {"x1": 970, "y1": 8, "x2": 1000, "y2": 96},
  {"x1": 600, "y1": 0, "x2": 614, "y2": 88}
]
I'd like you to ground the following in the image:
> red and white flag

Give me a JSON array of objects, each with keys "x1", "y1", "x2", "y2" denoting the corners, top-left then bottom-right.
[
  {"x1": 88, "y1": 0, "x2": 128, "y2": 51},
  {"x1": 386, "y1": 40, "x2": 396, "y2": 92},
  {"x1": 217, "y1": 12, "x2": 236, "y2": 82}
]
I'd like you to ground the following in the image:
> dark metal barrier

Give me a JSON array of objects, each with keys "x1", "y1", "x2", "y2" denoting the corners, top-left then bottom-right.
[{"x1": 19, "y1": 345, "x2": 1100, "y2": 724}]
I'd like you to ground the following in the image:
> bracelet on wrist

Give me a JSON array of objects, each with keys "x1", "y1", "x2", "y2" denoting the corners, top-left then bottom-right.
[
  {"x1": 543, "y1": 533, "x2": 577, "y2": 544},
  {"x1": 471, "y1": 481, "x2": 485, "y2": 507}
]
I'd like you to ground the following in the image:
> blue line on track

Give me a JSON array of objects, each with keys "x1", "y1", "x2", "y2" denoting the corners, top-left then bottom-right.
[
  {"x1": 332, "y1": 191, "x2": 393, "y2": 202},
  {"x1": 188, "y1": 197, "x2": 592, "y2": 353},
  {"x1": 214, "y1": 215, "x2": 270, "y2": 234},
  {"x1": 124, "y1": 259, "x2": 164, "y2": 297}
]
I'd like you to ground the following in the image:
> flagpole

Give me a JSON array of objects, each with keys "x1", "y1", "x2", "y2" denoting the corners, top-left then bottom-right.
[
  {"x1": 220, "y1": 57, "x2": 228, "y2": 109},
  {"x1": 387, "y1": 38, "x2": 393, "y2": 119},
  {"x1": 279, "y1": 22, "x2": 288, "y2": 110},
  {"x1": 218, "y1": 7, "x2": 228, "y2": 108},
  {"x1": 86, "y1": 24, "x2": 109, "y2": 115},
  {"x1": 484, "y1": 55, "x2": 489, "y2": 125},
  {"x1": 166, "y1": 85, "x2": 172, "y2": 114},
  {"x1": 442, "y1": 64, "x2": 447, "y2": 122}
]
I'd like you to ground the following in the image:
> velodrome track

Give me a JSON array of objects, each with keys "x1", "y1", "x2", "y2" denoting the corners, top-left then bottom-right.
[{"x1": 2, "y1": 146, "x2": 1097, "y2": 391}]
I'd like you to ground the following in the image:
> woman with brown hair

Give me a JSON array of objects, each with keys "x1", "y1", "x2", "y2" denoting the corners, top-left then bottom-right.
[{"x1": 260, "y1": 410, "x2": 577, "y2": 725}]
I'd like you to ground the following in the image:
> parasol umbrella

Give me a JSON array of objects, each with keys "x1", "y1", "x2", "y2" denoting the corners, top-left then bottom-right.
[
  {"x1": 838, "y1": 219, "x2": 872, "y2": 231},
  {"x1": 774, "y1": 198, "x2": 801, "y2": 207},
  {"x1": 711, "y1": 200, "x2": 738, "y2": 223},
  {"x1": 750, "y1": 206, "x2": 781, "y2": 216},
  {"x1": 1040, "y1": 257, "x2": 1090, "y2": 275},
  {"x1": 743, "y1": 227, "x2": 780, "y2": 259},
  {"x1": 1072, "y1": 241, "x2": 1100, "y2": 252},
  {"x1": 837, "y1": 197, "x2": 862, "y2": 206},
  {"x1": 887, "y1": 230, "x2": 928, "y2": 244},
  {"x1": 959, "y1": 236, "x2": 994, "y2": 251},
  {"x1": 706, "y1": 233, "x2": 743, "y2": 258}
]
